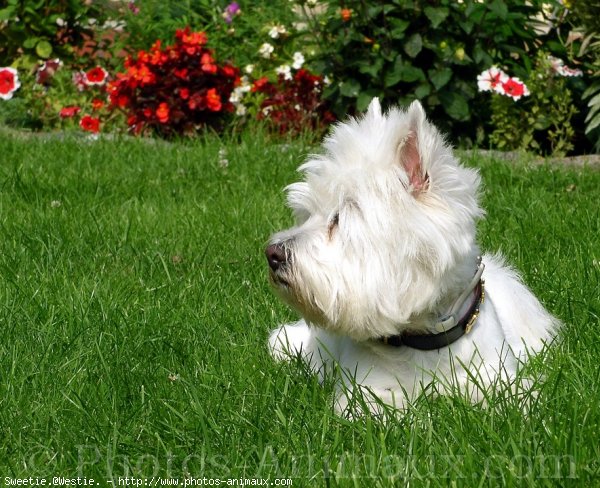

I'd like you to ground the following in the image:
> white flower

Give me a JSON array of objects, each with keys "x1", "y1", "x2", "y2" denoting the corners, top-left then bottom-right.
[
  {"x1": 235, "y1": 104, "x2": 247, "y2": 116},
  {"x1": 244, "y1": 64, "x2": 255, "y2": 74},
  {"x1": 276, "y1": 64, "x2": 292, "y2": 80},
  {"x1": 259, "y1": 43, "x2": 274, "y2": 59},
  {"x1": 229, "y1": 90, "x2": 242, "y2": 104},
  {"x1": 323, "y1": 76, "x2": 332, "y2": 86},
  {"x1": 239, "y1": 76, "x2": 252, "y2": 92},
  {"x1": 268, "y1": 24, "x2": 287, "y2": 39},
  {"x1": 292, "y1": 52, "x2": 305, "y2": 70},
  {"x1": 102, "y1": 19, "x2": 127, "y2": 32},
  {"x1": 477, "y1": 66, "x2": 508, "y2": 94},
  {"x1": 229, "y1": 85, "x2": 249, "y2": 104},
  {"x1": 56, "y1": 18, "x2": 66, "y2": 27},
  {"x1": 218, "y1": 148, "x2": 229, "y2": 168}
]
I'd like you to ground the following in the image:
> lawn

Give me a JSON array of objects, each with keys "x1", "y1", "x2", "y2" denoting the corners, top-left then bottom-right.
[{"x1": 0, "y1": 129, "x2": 599, "y2": 487}]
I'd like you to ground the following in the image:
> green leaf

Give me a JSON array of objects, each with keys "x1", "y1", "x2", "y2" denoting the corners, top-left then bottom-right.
[
  {"x1": 415, "y1": 83, "x2": 431, "y2": 99},
  {"x1": 35, "y1": 40, "x2": 53, "y2": 59},
  {"x1": 359, "y1": 58, "x2": 384, "y2": 78},
  {"x1": 585, "y1": 113, "x2": 600, "y2": 133},
  {"x1": 386, "y1": 57, "x2": 425, "y2": 87},
  {"x1": 582, "y1": 83, "x2": 600, "y2": 100},
  {"x1": 339, "y1": 78, "x2": 361, "y2": 98},
  {"x1": 439, "y1": 91, "x2": 469, "y2": 121},
  {"x1": 586, "y1": 92, "x2": 600, "y2": 109},
  {"x1": 0, "y1": 7, "x2": 16, "y2": 21},
  {"x1": 459, "y1": 20, "x2": 474, "y2": 35},
  {"x1": 472, "y1": 43, "x2": 492, "y2": 65},
  {"x1": 357, "y1": 90, "x2": 382, "y2": 111},
  {"x1": 399, "y1": 65, "x2": 425, "y2": 83},
  {"x1": 389, "y1": 18, "x2": 409, "y2": 38},
  {"x1": 367, "y1": 5, "x2": 383, "y2": 18},
  {"x1": 23, "y1": 37, "x2": 39, "y2": 49},
  {"x1": 488, "y1": 0, "x2": 508, "y2": 20},
  {"x1": 424, "y1": 6, "x2": 449, "y2": 28},
  {"x1": 404, "y1": 34, "x2": 422, "y2": 58},
  {"x1": 428, "y1": 68, "x2": 452, "y2": 90}
]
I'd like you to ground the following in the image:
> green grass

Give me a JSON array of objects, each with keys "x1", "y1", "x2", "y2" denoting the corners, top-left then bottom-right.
[{"x1": 0, "y1": 129, "x2": 599, "y2": 487}]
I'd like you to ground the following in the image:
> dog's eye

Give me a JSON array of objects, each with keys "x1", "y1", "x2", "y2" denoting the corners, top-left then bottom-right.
[{"x1": 328, "y1": 212, "x2": 339, "y2": 239}]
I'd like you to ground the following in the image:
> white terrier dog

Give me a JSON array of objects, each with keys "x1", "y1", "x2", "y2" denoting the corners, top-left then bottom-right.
[{"x1": 266, "y1": 99, "x2": 560, "y2": 415}]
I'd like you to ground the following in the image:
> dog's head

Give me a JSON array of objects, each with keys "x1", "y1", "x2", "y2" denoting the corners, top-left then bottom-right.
[{"x1": 266, "y1": 99, "x2": 483, "y2": 341}]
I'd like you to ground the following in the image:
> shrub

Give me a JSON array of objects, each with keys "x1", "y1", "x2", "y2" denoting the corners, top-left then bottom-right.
[
  {"x1": 481, "y1": 53, "x2": 580, "y2": 155},
  {"x1": 0, "y1": 60, "x2": 113, "y2": 132},
  {"x1": 251, "y1": 68, "x2": 335, "y2": 134},
  {"x1": 299, "y1": 0, "x2": 564, "y2": 146},
  {"x1": 0, "y1": 0, "x2": 124, "y2": 68},
  {"x1": 565, "y1": 2, "x2": 600, "y2": 151},
  {"x1": 107, "y1": 28, "x2": 240, "y2": 137}
]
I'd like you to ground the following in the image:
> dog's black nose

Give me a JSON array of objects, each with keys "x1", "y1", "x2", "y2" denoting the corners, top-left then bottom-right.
[{"x1": 266, "y1": 243, "x2": 287, "y2": 272}]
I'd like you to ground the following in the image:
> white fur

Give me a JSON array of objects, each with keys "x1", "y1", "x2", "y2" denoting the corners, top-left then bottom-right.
[{"x1": 266, "y1": 99, "x2": 560, "y2": 415}]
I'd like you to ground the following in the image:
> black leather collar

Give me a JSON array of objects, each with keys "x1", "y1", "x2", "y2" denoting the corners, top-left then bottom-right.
[{"x1": 379, "y1": 279, "x2": 485, "y2": 351}]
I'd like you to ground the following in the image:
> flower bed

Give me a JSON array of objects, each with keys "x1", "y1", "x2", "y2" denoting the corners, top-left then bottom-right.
[{"x1": 0, "y1": 0, "x2": 597, "y2": 154}]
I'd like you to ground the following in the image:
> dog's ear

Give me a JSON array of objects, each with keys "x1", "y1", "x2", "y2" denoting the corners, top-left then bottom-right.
[
  {"x1": 366, "y1": 97, "x2": 382, "y2": 119},
  {"x1": 398, "y1": 101, "x2": 429, "y2": 195}
]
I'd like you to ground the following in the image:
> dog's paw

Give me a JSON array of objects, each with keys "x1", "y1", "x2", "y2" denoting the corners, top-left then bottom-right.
[{"x1": 268, "y1": 322, "x2": 311, "y2": 361}]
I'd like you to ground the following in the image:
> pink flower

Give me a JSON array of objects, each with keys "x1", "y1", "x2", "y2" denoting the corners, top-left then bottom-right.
[
  {"x1": 0, "y1": 67, "x2": 20, "y2": 100},
  {"x1": 500, "y1": 77, "x2": 529, "y2": 101},
  {"x1": 223, "y1": 2, "x2": 240, "y2": 24},
  {"x1": 36, "y1": 58, "x2": 62, "y2": 85},
  {"x1": 128, "y1": 1, "x2": 140, "y2": 15},
  {"x1": 548, "y1": 56, "x2": 583, "y2": 77},
  {"x1": 477, "y1": 67, "x2": 508, "y2": 94},
  {"x1": 73, "y1": 71, "x2": 87, "y2": 92}
]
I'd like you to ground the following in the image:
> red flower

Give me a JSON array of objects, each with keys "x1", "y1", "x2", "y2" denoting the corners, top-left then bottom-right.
[
  {"x1": 221, "y1": 65, "x2": 238, "y2": 79},
  {"x1": 129, "y1": 64, "x2": 155, "y2": 85},
  {"x1": 176, "y1": 28, "x2": 207, "y2": 47},
  {"x1": 91, "y1": 98, "x2": 105, "y2": 110},
  {"x1": 174, "y1": 68, "x2": 188, "y2": 80},
  {"x1": 501, "y1": 77, "x2": 529, "y2": 101},
  {"x1": 107, "y1": 28, "x2": 240, "y2": 136},
  {"x1": 60, "y1": 106, "x2": 81, "y2": 118},
  {"x1": 79, "y1": 115, "x2": 101, "y2": 133},
  {"x1": 113, "y1": 94, "x2": 130, "y2": 108},
  {"x1": 176, "y1": 28, "x2": 208, "y2": 56},
  {"x1": 84, "y1": 66, "x2": 109, "y2": 86},
  {"x1": 188, "y1": 92, "x2": 203, "y2": 111},
  {"x1": 0, "y1": 67, "x2": 20, "y2": 100},
  {"x1": 201, "y1": 53, "x2": 217, "y2": 74},
  {"x1": 341, "y1": 8, "x2": 352, "y2": 22},
  {"x1": 156, "y1": 103, "x2": 170, "y2": 123},
  {"x1": 252, "y1": 77, "x2": 270, "y2": 92},
  {"x1": 205, "y1": 88, "x2": 222, "y2": 112}
]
